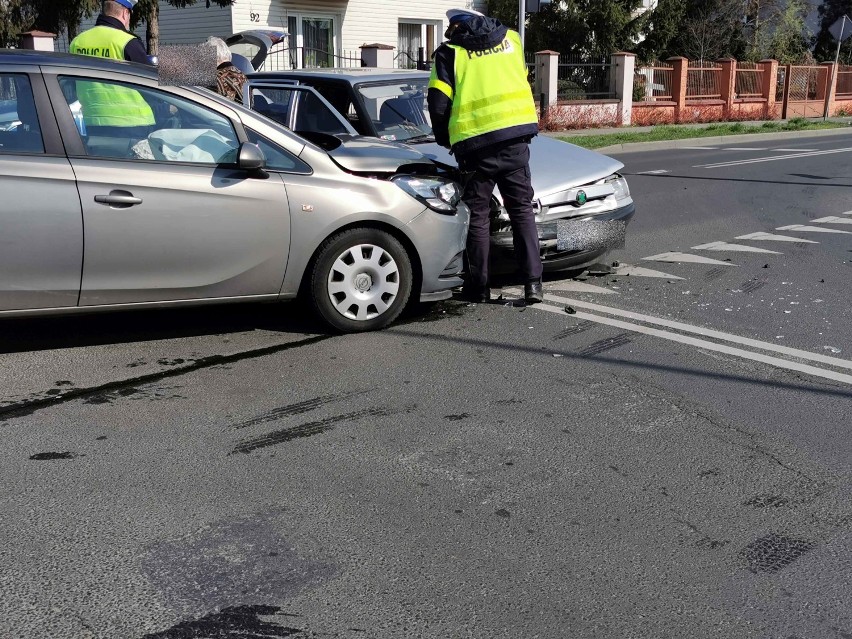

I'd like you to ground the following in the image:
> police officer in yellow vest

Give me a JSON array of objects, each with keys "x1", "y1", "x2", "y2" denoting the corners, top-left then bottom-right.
[
  {"x1": 70, "y1": 0, "x2": 155, "y2": 130},
  {"x1": 428, "y1": 8, "x2": 543, "y2": 304}
]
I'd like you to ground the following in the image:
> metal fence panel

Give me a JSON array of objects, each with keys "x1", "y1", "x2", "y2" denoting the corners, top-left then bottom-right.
[
  {"x1": 837, "y1": 66, "x2": 852, "y2": 97},
  {"x1": 735, "y1": 62, "x2": 763, "y2": 98},
  {"x1": 686, "y1": 59, "x2": 721, "y2": 100},
  {"x1": 635, "y1": 61, "x2": 673, "y2": 101},
  {"x1": 556, "y1": 53, "x2": 614, "y2": 101}
]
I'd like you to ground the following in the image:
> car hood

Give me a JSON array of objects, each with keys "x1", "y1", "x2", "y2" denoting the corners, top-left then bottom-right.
[
  {"x1": 327, "y1": 135, "x2": 436, "y2": 174},
  {"x1": 414, "y1": 136, "x2": 624, "y2": 199}
]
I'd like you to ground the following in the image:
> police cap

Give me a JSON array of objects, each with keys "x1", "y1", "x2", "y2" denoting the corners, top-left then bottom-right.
[
  {"x1": 114, "y1": 0, "x2": 138, "y2": 9},
  {"x1": 446, "y1": 8, "x2": 485, "y2": 23}
]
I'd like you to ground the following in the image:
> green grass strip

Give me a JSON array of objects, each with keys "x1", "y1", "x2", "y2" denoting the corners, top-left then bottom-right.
[{"x1": 557, "y1": 119, "x2": 849, "y2": 149}]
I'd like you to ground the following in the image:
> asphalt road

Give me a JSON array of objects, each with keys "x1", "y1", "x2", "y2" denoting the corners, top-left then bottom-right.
[{"x1": 2, "y1": 132, "x2": 852, "y2": 639}]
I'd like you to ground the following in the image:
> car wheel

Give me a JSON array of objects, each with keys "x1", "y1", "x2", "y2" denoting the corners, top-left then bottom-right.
[{"x1": 310, "y1": 228, "x2": 413, "y2": 332}]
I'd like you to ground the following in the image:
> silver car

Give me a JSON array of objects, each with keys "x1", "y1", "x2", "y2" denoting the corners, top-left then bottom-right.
[
  {"x1": 0, "y1": 50, "x2": 468, "y2": 332},
  {"x1": 225, "y1": 32, "x2": 635, "y2": 274}
]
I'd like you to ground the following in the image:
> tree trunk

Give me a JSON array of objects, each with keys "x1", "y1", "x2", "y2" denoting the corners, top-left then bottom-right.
[
  {"x1": 146, "y1": 1, "x2": 159, "y2": 55},
  {"x1": 67, "y1": 22, "x2": 78, "y2": 42}
]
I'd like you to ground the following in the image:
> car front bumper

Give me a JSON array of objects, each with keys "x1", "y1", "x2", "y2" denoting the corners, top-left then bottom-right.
[{"x1": 490, "y1": 201, "x2": 636, "y2": 274}]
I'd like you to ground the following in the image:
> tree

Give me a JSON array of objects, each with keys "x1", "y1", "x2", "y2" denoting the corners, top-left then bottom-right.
[
  {"x1": 0, "y1": 0, "x2": 37, "y2": 48},
  {"x1": 131, "y1": 0, "x2": 234, "y2": 55},
  {"x1": 486, "y1": 0, "x2": 645, "y2": 56},
  {"x1": 30, "y1": 0, "x2": 99, "y2": 42},
  {"x1": 814, "y1": 0, "x2": 852, "y2": 63}
]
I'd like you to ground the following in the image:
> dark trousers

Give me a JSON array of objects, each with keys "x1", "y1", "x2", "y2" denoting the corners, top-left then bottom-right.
[{"x1": 458, "y1": 140, "x2": 543, "y2": 289}]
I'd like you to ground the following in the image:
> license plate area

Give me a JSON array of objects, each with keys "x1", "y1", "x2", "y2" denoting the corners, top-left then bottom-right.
[{"x1": 556, "y1": 219, "x2": 627, "y2": 252}]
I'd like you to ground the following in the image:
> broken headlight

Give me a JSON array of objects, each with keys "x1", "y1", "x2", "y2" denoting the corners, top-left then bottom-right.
[
  {"x1": 392, "y1": 175, "x2": 462, "y2": 214},
  {"x1": 605, "y1": 173, "x2": 630, "y2": 201}
]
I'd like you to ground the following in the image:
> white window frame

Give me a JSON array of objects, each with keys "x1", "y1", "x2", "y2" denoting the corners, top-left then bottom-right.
[
  {"x1": 286, "y1": 12, "x2": 341, "y2": 69},
  {"x1": 398, "y1": 19, "x2": 441, "y2": 68}
]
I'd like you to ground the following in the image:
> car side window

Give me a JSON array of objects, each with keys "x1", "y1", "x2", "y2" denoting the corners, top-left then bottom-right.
[
  {"x1": 0, "y1": 74, "x2": 44, "y2": 154},
  {"x1": 58, "y1": 76, "x2": 239, "y2": 164},
  {"x1": 245, "y1": 128, "x2": 311, "y2": 174}
]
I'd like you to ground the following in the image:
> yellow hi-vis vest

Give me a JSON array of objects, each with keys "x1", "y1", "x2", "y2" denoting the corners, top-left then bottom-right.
[
  {"x1": 70, "y1": 26, "x2": 155, "y2": 127},
  {"x1": 430, "y1": 30, "x2": 537, "y2": 148}
]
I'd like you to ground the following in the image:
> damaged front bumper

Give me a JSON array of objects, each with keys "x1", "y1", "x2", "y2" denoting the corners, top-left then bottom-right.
[{"x1": 490, "y1": 201, "x2": 636, "y2": 273}]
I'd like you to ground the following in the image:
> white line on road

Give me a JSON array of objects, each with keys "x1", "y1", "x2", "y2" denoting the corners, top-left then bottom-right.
[
  {"x1": 691, "y1": 241, "x2": 781, "y2": 254},
  {"x1": 721, "y1": 147, "x2": 768, "y2": 151},
  {"x1": 772, "y1": 148, "x2": 818, "y2": 152},
  {"x1": 843, "y1": 210, "x2": 852, "y2": 216},
  {"x1": 636, "y1": 169, "x2": 670, "y2": 174},
  {"x1": 694, "y1": 146, "x2": 852, "y2": 169},
  {"x1": 642, "y1": 252, "x2": 737, "y2": 265},
  {"x1": 543, "y1": 280, "x2": 616, "y2": 295},
  {"x1": 681, "y1": 146, "x2": 719, "y2": 150},
  {"x1": 613, "y1": 265, "x2": 684, "y2": 280},
  {"x1": 736, "y1": 232, "x2": 818, "y2": 243},
  {"x1": 533, "y1": 301, "x2": 852, "y2": 386},
  {"x1": 810, "y1": 216, "x2": 852, "y2": 225},
  {"x1": 776, "y1": 224, "x2": 852, "y2": 235}
]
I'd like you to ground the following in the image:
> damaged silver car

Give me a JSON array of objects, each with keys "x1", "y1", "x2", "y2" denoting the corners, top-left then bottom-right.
[{"x1": 226, "y1": 33, "x2": 635, "y2": 274}]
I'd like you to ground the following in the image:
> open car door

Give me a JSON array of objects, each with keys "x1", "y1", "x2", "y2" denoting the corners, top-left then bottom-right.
[
  {"x1": 225, "y1": 30, "x2": 288, "y2": 73},
  {"x1": 243, "y1": 81, "x2": 358, "y2": 143}
]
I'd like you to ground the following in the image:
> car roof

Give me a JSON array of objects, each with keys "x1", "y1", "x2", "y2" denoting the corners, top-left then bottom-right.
[
  {"x1": 252, "y1": 68, "x2": 429, "y2": 85},
  {"x1": 0, "y1": 49, "x2": 157, "y2": 80}
]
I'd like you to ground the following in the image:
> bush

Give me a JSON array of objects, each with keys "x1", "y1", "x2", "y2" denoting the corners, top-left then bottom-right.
[{"x1": 557, "y1": 79, "x2": 586, "y2": 101}]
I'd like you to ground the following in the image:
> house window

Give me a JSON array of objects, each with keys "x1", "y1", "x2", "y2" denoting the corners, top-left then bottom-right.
[
  {"x1": 397, "y1": 21, "x2": 438, "y2": 69},
  {"x1": 287, "y1": 14, "x2": 338, "y2": 69}
]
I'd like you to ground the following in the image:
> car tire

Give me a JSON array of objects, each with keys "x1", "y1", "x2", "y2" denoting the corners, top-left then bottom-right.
[{"x1": 310, "y1": 228, "x2": 413, "y2": 332}]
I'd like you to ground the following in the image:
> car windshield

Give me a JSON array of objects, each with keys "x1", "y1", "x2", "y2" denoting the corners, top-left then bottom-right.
[{"x1": 355, "y1": 80, "x2": 433, "y2": 143}]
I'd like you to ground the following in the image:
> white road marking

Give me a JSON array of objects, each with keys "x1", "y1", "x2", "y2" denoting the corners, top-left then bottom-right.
[
  {"x1": 721, "y1": 147, "x2": 768, "y2": 151},
  {"x1": 533, "y1": 301, "x2": 852, "y2": 386},
  {"x1": 842, "y1": 210, "x2": 852, "y2": 216},
  {"x1": 692, "y1": 241, "x2": 781, "y2": 254},
  {"x1": 542, "y1": 281, "x2": 616, "y2": 295},
  {"x1": 682, "y1": 146, "x2": 718, "y2": 150},
  {"x1": 736, "y1": 232, "x2": 818, "y2": 243},
  {"x1": 636, "y1": 169, "x2": 670, "y2": 174},
  {"x1": 776, "y1": 224, "x2": 852, "y2": 235},
  {"x1": 612, "y1": 265, "x2": 684, "y2": 280},
  {"x1": 810, "y1": 216, "x2": 852, "y2": 225},
  {"x1": 642, "y1": 252, "x2": 737, "y2": 265},
  {"x1": 772, "y1": 148, "x2": 818, "y2": 152},
  {"x1": 694, "y1": 146, "x2": 852, "y2": 169}
]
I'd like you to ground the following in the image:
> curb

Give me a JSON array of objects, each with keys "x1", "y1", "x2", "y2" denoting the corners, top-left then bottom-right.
[{"x1": 589, "y1": 127, "x2": 852, "y2": 154}]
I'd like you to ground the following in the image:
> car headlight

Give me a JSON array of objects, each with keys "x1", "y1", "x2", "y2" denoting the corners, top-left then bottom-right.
[
  {"x1": 605, "y1": 173, "x2": 630, "y2": 201},
  {"x1": 392, "y1": 175, "x2": 462, "y2": 214}
]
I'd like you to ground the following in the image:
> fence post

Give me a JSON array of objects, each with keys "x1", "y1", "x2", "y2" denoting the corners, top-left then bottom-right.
[
  {"x1": 821, "y1": 61, "x2": 838, "y2": 118},
  {"x1": 782, "y1": 64, "x2": 792, "y2": 119},
  {"x1": 535, "y1": 50, "x2": 559, "y2": 120},
  {"x1": 758, "y1": 59, "x2": 779, "y2": 119},
  {"x1": 611, "y1": 52, "x2": 635, "y2": 126},
  {"x1": 359, "y1": 43, "x2": 395, "y2": 68},
  {"x1": 717, "y1": 57, "x2": 736, "y2": 118},
  {"x1": 667, "y1": 56, "x2": 688, "y2": 123}
]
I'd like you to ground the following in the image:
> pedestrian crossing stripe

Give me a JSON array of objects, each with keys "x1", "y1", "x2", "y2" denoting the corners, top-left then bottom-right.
[
  {"x1": 691, "y1": 241, "x2": 781, "y2": 254},
  {"x1": 735, "y1": 232, "x2": 818, "y2": 243},
  {"x1": 642, "y1": 252, "x2": 737, "y2": 265},
  {"x1": 810, "y1": 216, "x2": 852, "y2": 225},
  {"x1": 776, "y1": 224, "x2": 852, "y2": 234},
  {"x1": 612, "y1": 265, "x2": 684, "y2": 280}
]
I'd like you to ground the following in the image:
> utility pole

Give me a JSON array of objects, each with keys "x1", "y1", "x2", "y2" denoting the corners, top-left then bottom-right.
[{"x1": 518, "y1": 0, "x2": 525, "y2": 50}]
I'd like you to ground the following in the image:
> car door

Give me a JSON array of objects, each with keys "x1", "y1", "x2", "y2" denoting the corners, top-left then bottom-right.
[
  {"x1": 47, "y1": 71, "x2": 293, "y2": 306},
  {"x1": 0, "y1": 70, "x2": 82, "y2": 311},
  {"x1": 244, "y1": 82, "x2": 356, "y2": 137}
]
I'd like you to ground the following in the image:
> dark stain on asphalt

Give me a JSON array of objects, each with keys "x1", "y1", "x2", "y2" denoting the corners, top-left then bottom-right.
[
  {"x1": 157, "y1": 358, "x2": 188, "y2": 366},
  {"x1": 0, "y1": 335, "x2": 332, "y2": 420},
  {"x1": 84, "y1": 387, "x2": 142, "y2": 405},
  {"x1": 30, "y1": 452, "x2": 81, "y2": 460},
  {"x1": 403, "y1": 300, "x2": 473, "y2": 324},
  {"x1": 698, "y1": 468, "x2": 721, "y2": 478},
  {"x1": 444, "y1": 413, "x2": 470, "y2": 421},
  {"x1": 231, "y1": 406, "x2": 414, "y2": 455},
  {"x1": 695, "y1": 537, "x2": 729, "y2": 550},
  {"x1": 496, "y1": 398, "x2": 524, "y2": 405},
  {"x1": 232, "y1": 391, "x2": 369, "y2": 430},
  {"x1": 744, "y1": 494, "x2": 789, "y2": 509},
  {"x1": 140, "y1": 605, "x2": 305, "y2": 638},
  {"x1": 95, "y1": 436, "x2": 107, "y2": 441},
  {"x1": 740, "y1": 533, "x2": 815, "y2": 573},
  {"x1": 578, "y1": 333, "x2": 632, "y2": 357},
  {"x1": 495, "y1": 509, "x2": 511, "y2": 519},
  {"x1": 704, "y1": 266, "x2": 728, "y2": 281},
  {"x1": 741, "y1": 279, "x2": 767, "y2": 294},
  {"x1": 553, "y1": 321, "x2": 595, "y2": 341},
  {"x1": 55, "y1": 380, "x2": 73, "y2": 386},
  {"x1": 126, "y1": 359, "x2": 146, "y2": 368}
]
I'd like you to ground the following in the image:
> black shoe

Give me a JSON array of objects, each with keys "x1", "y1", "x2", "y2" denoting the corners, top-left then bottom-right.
[
  {"x1": 524, "y1": 280, "x2": 543, "y2": 304},
  {"x1": 461, "y1": 286, "x2": 490, "y2": 303}
]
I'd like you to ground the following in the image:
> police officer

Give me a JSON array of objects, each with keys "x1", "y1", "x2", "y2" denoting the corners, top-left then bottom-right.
[
  {"x1": 69, "y1": 0, "x2": 155, "y2": 134},
  {"x1": 428, "y1": 8, "x2": 543, "y2": 304},
  {"x1": 70, "y1": 0, "x2": 150, "y2": 64}
]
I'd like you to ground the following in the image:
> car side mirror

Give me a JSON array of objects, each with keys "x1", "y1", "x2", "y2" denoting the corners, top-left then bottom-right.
[{"x1": 237, "y1": 142, "x2": 268, "y2": 178}]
